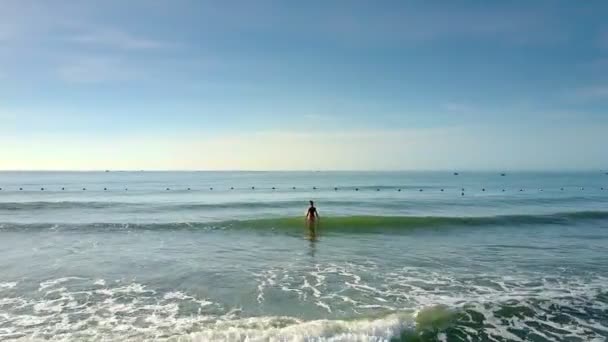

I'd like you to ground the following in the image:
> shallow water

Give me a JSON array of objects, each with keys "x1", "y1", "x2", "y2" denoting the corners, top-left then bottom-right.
[{"x1": 0, "y1": 171, "x2": 607, "y2": 341}]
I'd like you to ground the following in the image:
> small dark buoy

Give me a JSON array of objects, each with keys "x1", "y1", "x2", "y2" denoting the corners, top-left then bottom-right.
[
  {"x1": 313, "y1": 186, "x2": 317, "y2": 190},
  {"x1": 61, "y1": 187, "x2": 65, "y2": 191},
  {"x1": 19, "y1": 188, "x2": 23, "y2": 191},
  {"x1": 397, "y1": 189, "x2": 401, "y2": 192},
  {"x1": 581, "y1": 187, "x2": 584, "y2": 190},
  {"x1": 461, "y1": 192, "x2": 464, "y2": 196},
  {"x1": 539, "y1": 189, "x2": 543, "y2": 192},
  {"x1": 231, "y1": 187, "x2": 234, "y2": 190},
  {"x1": 440, "y1": 189, "x2": 444, "y2": 192},
  {"x1": 453, "y1": 172, "x2": 459, "y2": 176},
  {"x1": 519, "y1": 189, "x2": 523, "y2": 192},
  {"x1": 376, "y1": 188, "x2": 380, "y2": 191},
  {"x1": 187, "y1": 188, "x2": 191, "y2": 190},
  {"x1": 41, "y1": 187, "x2": 44, "y2": 191},
  {"x1": 355, "y1": 188, "x2": 359, "y2": 191},
  {"x1": 0, "y1": 188, "x2": 2, "y2": 191},
  {"x1": 272, "y1": 187, "x2": 276, "y2": 190},
  {"x1": 482, "y1": 188, "x2": 486, "y2": 192},
  {"x1": 125, "y1": 188, "x2": 128, "y2": 191},
  {"x1": 166, "y1": 188, "x2": 170, "y2": 190},
  {"x1": 461, "y1": 188, "x2": 465, "y2": 191},
  {"x1": 292, "y1": 186, "x2": 296, "y2": 190},
  {"x1": 83, "y1": 188, "x2": 86, "y2": 191},
  {"x1": 560, "y1": 188, "x2": 564, "y2": 191},
  {"x1": 502, "y1": 189, "x2": 505, "y2": 192},
  {"x1": 210, "y1": 187, "x2": 213, "y2": 190},
  {"x1": 601, "y1": 187, "x2": 604, "y2": 190},
  {"x1": 419, "y1": 189, "x2": 423, "y2": 192},
  {"x1": 334, "y1": 187, "x2": 338, "y2": 191},
  {"x1": 501, "y1": 173, "x2": 506, "y2": 176},
  {"x1": 104, "y1": 188, "x2": 107, "y2": 191},
  {"x1": 251, "y1": 186, "x2": 255, "y2": 190}
]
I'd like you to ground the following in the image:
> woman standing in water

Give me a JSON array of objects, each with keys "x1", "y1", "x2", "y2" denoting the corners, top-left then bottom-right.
[
  {"x1": 306, "y1": 200, "x2": 319, "y2": 222},
  {"x1": 305, "y1": 200, "x2": 319, "y2": 241}
]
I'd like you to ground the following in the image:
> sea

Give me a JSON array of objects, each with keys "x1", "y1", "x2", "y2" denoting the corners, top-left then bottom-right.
[{"x1": 0, "y1": 171, "x2": 607, "y2": 341}]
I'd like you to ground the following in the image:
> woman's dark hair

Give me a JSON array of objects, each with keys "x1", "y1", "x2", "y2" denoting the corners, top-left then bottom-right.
[{"x1": 309, "y1": 200, "x2": 314, "y2": 206}]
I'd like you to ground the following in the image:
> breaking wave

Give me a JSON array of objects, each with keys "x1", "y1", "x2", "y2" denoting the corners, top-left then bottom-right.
[{"x1": 1, "y1": 211, "x2": 607, "y2": 232}]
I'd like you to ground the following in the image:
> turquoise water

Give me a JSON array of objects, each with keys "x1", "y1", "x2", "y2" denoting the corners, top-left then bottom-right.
[{"x1": 0, "y1": 171, "x2": 607, "y2": 341}]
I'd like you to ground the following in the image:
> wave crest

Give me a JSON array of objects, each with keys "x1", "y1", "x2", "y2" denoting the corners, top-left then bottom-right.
[{"x1": 1, "y1": 211, "x2": 607, "y2": 232}]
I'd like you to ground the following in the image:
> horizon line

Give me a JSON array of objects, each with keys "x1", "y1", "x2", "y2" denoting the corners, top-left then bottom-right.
[{"x1": 0, "y1": 169, "x2": 606, "y2": 173}]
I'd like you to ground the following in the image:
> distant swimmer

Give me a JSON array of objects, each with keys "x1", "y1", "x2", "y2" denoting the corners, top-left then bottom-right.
[{"x1": 306, "y1": 200, "x2": 319, "y2": 222}]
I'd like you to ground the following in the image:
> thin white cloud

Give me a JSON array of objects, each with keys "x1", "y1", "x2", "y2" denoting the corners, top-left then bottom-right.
[
  {"x1": 66, "y1": 28, "x2": 167, "y2": 50},
  {"x1": 0, "y1": 2, "x2": 168, "y2": 86},
  {"x1": 0, "y1": 2, "x2": 167, "y2": 51},
  {"x1": 574, "y1": 85, "x2": 608, "y2": 101},
  {"x1": 56, "y1": 56, "x2": 141, "y2": 83},
  {"x1": 317, "y1": 5, "x2": 565, "y2": 47},
  {"x1": 0, "y1": 0, "x2": 80, "y2": 44}
]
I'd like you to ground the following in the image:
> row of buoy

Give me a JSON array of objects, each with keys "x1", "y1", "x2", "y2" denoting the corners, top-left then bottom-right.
[
  {"x1": 0, "y1": 186, "x2": 605, "y2": 192},
  {"x1": 98, "y1": 170, "x2": 608, "y2": 176}
]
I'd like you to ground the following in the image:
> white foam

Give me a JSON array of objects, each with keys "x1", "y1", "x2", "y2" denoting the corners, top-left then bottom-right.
[
  {"x1": 1, "y1": 264, "x2": 607, "y2": 341},
  {"x1": 182, "y1": 314, "x2": 412, "y2": 342},
  {"x1": 315, "y1": 301, "x2": 332, "y2": 313},
  {"x1": 0, "y1": 297, "x2": 28, "y2": 308},
  {"x1": 94, "y1": 288, "x2": 114, "y2": 296},
  {"x1": 38, "y1": 277, "x2": 82, "y2": 292},
  {"x1": 301, "y1": 277, "x2": 322, "y2": 298},
  {"x1": 246, "y1": 263, "x2": 608, "y2": 341},
  {"x1": 163, "y1": 291, "x2": 191, "y2": 300},
  {"x1": 15, "y1": 315, "x2": 49, "y2": 328},
  {"x1": 254, "y1": 269, "x2": 280, "y2": 304},
  {"x1": 0, "y1": 282, "x2": 17, "y2": 290},
  {"x1": 164, "y1": 291, "x2": 213, "y2": 308},
  {"x1": 33, "y1": 299, "x2": 65, "y2": 314},
  {"x1": 96, "y1": 283, "x2": 154, "y2": 297}
]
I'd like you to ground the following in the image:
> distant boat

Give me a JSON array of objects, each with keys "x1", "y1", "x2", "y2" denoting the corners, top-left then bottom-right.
[
  {"x1": 501, "y1": 173, "x2": 506, "y2": 176},
  {"x1": 453, "y1": 172, "x2": 459, "y2": 176}
]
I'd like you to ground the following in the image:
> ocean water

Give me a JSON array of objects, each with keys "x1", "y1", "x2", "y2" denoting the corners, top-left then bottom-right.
[{"x1": 0, "y1": 171, "x2": 607, "y2": 341}]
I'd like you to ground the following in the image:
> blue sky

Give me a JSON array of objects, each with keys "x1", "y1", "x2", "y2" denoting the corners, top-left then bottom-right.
[{"x1": 1, "y1": 0, "x2": 607, "y2": 170}]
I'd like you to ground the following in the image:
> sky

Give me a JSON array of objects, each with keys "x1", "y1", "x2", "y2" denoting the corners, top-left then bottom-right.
[{"x1": 1, "y1": 0, "x2": 607, "y2": 171}]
